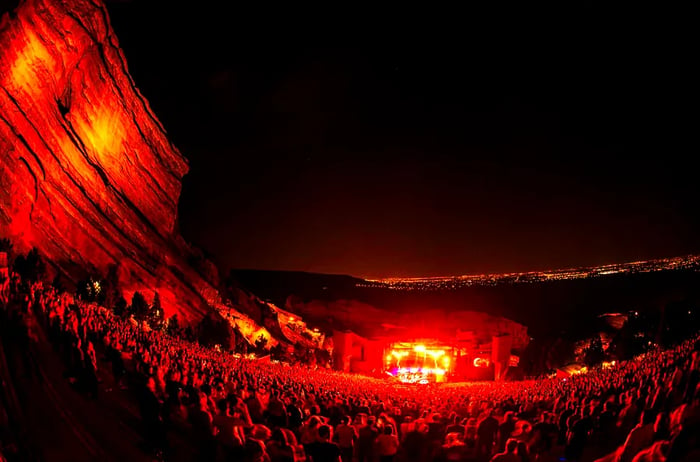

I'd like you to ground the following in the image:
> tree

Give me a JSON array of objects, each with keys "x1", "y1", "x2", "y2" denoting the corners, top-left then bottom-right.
[
  {"x1": 166, "y1": 314, "x2": 181, "y2": 337},
  {"x1": 197, "y1": 314, "x2": 232, "y2": 349},
  {"x1": 26, "y1": 247, "x2": 45, "y2": 281},
  {"x1": 232, "y1": 327, "x2": 248, "y2": 354},
  {"x1": 254, "y1": 334, "x2": 269, "y2": 355},
  {"x1": 13, "y1": 247, "x2": 46, "y2": 282},
  {"x1": 315, "y1": 348, "x2": 331, "y2": 368},
  {"x1": 101, "y1": 264, "x2": 121, "y2": 309},
  {"x1": 182, "y1": 326, "x2": 195, "y2": 342},
  {"x1": 0, "y1": 238, "x2": 12, "y2": 253},
  {"x1": 294, "y1": 342, "x2": 313, "y2": 364},
  {"x1": 113, "y1": 295, "x2": 128, "y2": 318},
  {"x1": 0, "y1": 238, "x2": 11, "y2": 286},
  {"x1": 76, "y1": 278, "x2": 91, "y2": 301},
  {"x1": 130, "y1": 291, "x2": 149, "y2": 323},
  {"x1": 270, "y1": 343, "x2": 288, "y2": 361},
  {"x1": 149, "y1": 292, "x2": 165, "y2": 332},
  {"x1": 76, "y1": 276, "x2": 102, "y2": 303},
  {"x1": 51, "y1": 274, "x2": 65, "y2": 293},
  {"x1": 583, "y1": 336, "x2": 605, "y2": 367}
]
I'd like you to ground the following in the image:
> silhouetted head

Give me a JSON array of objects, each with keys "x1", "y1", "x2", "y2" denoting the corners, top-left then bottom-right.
[
  {"x1": 318, "y1": 424, "x2": 331, "y2": 440},
  {"x1": 517, "y1": 441, "x2": 529, "y2": 455},
  {"x1": 271, "y1": 428, "x2": 289, "y2": 447}
]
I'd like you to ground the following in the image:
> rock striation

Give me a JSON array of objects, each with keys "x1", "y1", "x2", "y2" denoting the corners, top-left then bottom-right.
[{"x1": 1, "y1": 0, "x2": 223, "y2": 322}]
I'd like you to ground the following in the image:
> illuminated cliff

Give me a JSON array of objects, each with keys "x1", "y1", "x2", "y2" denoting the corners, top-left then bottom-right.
[{"x1": 0, "y1": 0, "x2": 216, "y2": 321}]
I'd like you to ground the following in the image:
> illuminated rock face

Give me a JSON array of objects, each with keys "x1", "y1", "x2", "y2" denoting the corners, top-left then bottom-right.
[
  {"x1": 286, "y1": 298, "x2": 530, "y2": 349},
  {"x1": 0, "y1": 0, "x2": 211, "y2": 320}
]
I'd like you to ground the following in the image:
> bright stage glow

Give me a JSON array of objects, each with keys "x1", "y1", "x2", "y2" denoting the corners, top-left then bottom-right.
[{"x1": 385, "y1": 342, "x2": 454, "y2": 383}]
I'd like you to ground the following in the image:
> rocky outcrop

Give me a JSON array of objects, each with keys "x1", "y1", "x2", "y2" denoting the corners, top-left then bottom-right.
[
  {"x1": 285, "y1": 297, "x2": 530, "y2": 348},
  {"x1": 0, "y1": 0, "x2": 217, "y2": 321},
  {"x1": 220, "y1": 287, "x2": 323, "y2": 348}
]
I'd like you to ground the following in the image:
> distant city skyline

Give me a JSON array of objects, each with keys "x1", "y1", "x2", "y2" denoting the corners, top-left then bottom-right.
[{"x1": 362, "y1": 253, "x2": 700, "y2": 290}]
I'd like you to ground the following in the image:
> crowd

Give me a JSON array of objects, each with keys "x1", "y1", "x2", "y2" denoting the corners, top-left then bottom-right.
[{"x1": 2, "y1": 272, "x2": 700, "y2": 462}]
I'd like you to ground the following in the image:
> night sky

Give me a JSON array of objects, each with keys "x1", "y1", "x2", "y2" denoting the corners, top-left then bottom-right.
[{"x1": 106, "y1": 2, "x2": 697, "y2": 279}]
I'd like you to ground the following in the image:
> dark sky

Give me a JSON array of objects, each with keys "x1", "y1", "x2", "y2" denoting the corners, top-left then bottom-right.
[{"x1": 106, "y1": 2, "x2": 698, "y2": 279}]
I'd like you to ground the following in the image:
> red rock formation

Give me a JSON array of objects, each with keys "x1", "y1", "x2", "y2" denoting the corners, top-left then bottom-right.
[
  {"x1": 0, "y1": 0, "x2": 214, "y2": 321},
  {"x1": 285, "y1": 297, "x2": 530, "y2": 348}
]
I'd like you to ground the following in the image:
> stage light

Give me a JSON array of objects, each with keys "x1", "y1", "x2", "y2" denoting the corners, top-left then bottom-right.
[
  {"x1": 427, "y1": 349, "x2": 445, "y2": 358},
  {"x1": 414, "y1": 345, "x2": 426, "y2": 353},
  {"x1": 441, "y1": 356, "x2": 450, "y2": 367}
]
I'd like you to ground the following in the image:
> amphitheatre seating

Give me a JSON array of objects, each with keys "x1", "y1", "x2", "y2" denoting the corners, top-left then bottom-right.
[{"x1": 3, "y1": 275, "x2": 700, "y2": 461}]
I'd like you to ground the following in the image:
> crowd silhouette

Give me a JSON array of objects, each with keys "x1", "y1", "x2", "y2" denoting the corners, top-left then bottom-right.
[{"x1": 1, "y1": 272, "x2": 699, "y2": 461}]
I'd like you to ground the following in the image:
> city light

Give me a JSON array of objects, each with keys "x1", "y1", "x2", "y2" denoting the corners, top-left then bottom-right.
[{"x1": 359, "y1": 254, "x2": 700, "y2": 291}]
